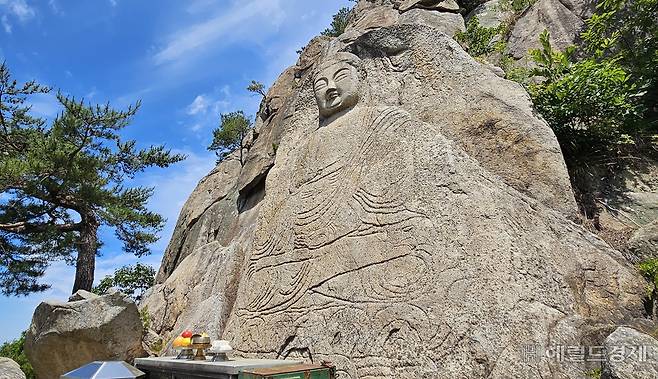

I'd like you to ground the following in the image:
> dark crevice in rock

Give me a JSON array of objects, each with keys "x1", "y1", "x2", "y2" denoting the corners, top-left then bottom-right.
[
  {"x1": 237, "y1": 168, "x2": 270, "y2": 213},
  {"x1": 276, "y1": 335, "x2": 296, "y2": 359}
]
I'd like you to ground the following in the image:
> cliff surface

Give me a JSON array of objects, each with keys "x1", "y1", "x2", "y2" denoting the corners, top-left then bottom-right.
[{"x1": 141, "y1": 1, "x2": 655, "y2": 377}]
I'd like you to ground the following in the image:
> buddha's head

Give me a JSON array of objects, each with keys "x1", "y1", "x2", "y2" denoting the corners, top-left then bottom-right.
[{"x1": 313, "y1": 52, "x2": 362, "y2": 119}]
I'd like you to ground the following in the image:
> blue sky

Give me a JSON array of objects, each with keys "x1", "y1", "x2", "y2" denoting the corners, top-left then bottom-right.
[{"x1": 0, "y1": 0, "x2": 353, "y2": 343}]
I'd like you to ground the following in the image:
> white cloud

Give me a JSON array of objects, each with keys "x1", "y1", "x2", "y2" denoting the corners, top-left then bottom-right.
[
  {"x1": 29, "y1": 92, "x2": 60, "y2": 118},
  {"x1": 85, "y1": 87, "x2": 97, "y2": 100},
  {"x1": 153, "y1": 0, "x2": 285, "y2": 65},
  {"x1": 186, "y1": 94, "x2": 210, "y2": 115},
  {"x1": 48, "y1": 0, "x2": 62, "y2": 15},
  {"x1": 0, "y1": 0, "x2": 36, "y2": 34},
  {"x1": 0, "y1": 0, "x2": 35, "y2": 20},
  {"x1": 183, "y1": 85, "x2": 248, "y2": 134},
  {"x1": 1, "y1": 14, "x2": 10, "y2": 33}
]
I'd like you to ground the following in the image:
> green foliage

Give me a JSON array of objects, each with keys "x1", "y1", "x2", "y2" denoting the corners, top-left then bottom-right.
[
  {"x1": 92, "y1": 263, "x2": 155, "y2": 301},
  {"x1": 321, "y1": 0, "x2": 356, "y2": 37},
  {"x1": 639, "y1": 259, "x2": 658, "y2": 290},
  {"x1": 455, "y1": 17, "x2": 506, "y2": 57},
  {"x1": 0, "y1": 332, "x2": 35, "y2": 379},
  {"x1": 526, "y1": 30, "x2": 641, "y2": 158},
  {"x1": 499, "y1": 0, "x2": 537, "y2": 13},
  {"x1": 150, "y1": 338, "x2": 163, "y2": 353},
  {"x1": 140, "y1": 305, "x2": 151, "y2": 330},
  {"x1": 581, "y1": 0, "x2": 657, "y2": 122},
  {"x1": 585, "y1": 368, "x2": 602, "y2": 379},
  {"x1": 638, "y1": 258, "x2": 658, "y2": 313},
  {"x1": 499, "y1": 55, "x2": 530, "y2": 82},
  {"x1": 208, "y1": 111, "x2": 253, "y2": 165},
  {"x1": 518, "y1": 0, "x2": 657, "y2": 162},
  {"x1": 247, "y1": 80, "x2": 266, "y2": 98},
  {"x1": 0, "y1": 62, "x2": 185, "y2": 295}
]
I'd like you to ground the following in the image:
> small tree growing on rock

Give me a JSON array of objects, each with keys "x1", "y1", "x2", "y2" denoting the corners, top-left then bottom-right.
[
  {"x1": 208, "y1": 111, "x2": 253, "y2": 166},
  {"x1": 247, "y1": 80, "x2": 266, "y2": 99},
  {"x1": 321, "y1": 0, "x2": 356, "y2": 37}
]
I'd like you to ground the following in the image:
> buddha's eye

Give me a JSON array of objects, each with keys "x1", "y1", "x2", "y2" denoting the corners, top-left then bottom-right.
[
  {"x1": 334, "y1": 68, "x2": 350, "y2": 82},
  {"x1": 314, "y1": 78, "x2": 328, "y2": 90}
]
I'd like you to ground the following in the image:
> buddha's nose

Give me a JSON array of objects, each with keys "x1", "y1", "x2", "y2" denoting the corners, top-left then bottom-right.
[{"x1": 326, "y1": 83, "x2": 339, "y2": 100}]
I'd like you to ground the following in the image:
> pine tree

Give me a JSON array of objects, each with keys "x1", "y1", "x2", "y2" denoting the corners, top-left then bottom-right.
[
  {"x1": 208, "y1": 111, "x2": 253, "y2": 166},
  {"x1": 92, "y1": 263, "x2": 155, "y2": 301},
  {"x1": 0, "y1": 62, "x2": 185, "y2": 295}
]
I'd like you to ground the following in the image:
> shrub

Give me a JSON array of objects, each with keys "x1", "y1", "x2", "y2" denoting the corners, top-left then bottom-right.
[
  {"x1": 526, "y1": 31, "x2": 639, "y2": 159},
  {"x1": 92, "y1": 263, "x2": 155, "y2": 302},
  {"x1": 455, "y1": 17, "x2": 506, "y2": 58},
  {"x1": 499, "y1": 0, "x2": 538, "y2": 13},
  {"x1": 0, "y1": 332, "x2": 34, "y2": 379},
  {"x1": 582, "y1": 0, "x2": 657, "y2": 125},
  {"x1": 321, "y1": 1, "x2": 357, "y2": 37}
]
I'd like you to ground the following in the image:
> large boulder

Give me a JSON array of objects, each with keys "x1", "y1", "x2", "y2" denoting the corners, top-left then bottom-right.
[
  {"x1": 465, "y1": 0, "x2": 515, "y2": 28},
  {"x1": 399, "y1": 8, "x2": 465, "y2": 36},
  {"x1": 0, "y1": 358, "x2": 25, "y2": 379},
  {"x1": 506, "y1": 0, "x2": 594, "y2": 60},
  {"x1": 628, "y1": 220, "x2": 658, "y2": 262},
  {"x1": 24, "y1": 291, "x2": 146, "y2": 379},
  {"x1": 603, "y1": 327, "x2": 658, "y2": 379},
  {"x1": 346, "y1": 0, "x2": 466, "y2": 38}
]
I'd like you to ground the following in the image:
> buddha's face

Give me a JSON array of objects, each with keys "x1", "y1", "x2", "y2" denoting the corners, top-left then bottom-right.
[{"x1": 313, "y1": 61, "x2": 360, "y2": 118}]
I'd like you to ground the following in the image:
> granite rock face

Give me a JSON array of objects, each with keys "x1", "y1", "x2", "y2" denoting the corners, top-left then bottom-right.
[
  {"x1": 24, "y1": 291, "x2": 146, "y2": 379},
  {"x1": 348, "y1": 0, "x2": 465, "y2": 37},
  {"x1": 0, "y1": 358, "x2": 26, "y2": 379},
  {"x1": 506, "y1": 0, "x2": 595, "y2": 59},
  {"x1": 602, "y1": 327, "x2": 658, "y2": 379},
  {"x1": 141, "y1": 2, "x2": 652, "y2": 378},
  {"x1": 465, "y1": 0, "x2": 515, "y2": 28},
  {"x1": 628, "y1": 220, "x2": 658, "y2": 262}
]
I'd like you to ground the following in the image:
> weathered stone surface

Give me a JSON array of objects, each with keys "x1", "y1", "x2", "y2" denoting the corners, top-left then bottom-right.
[
  {"x1": 214, "y1": 44, "x2": 644, "y2": 378},
  {"x1": 349, "y1": 24, "x2": 577, "y2": 214},
  {"x1": 399, "y1": 8, "x2": 465, "y2": 36},
  {"x1": 400, "y1": 0, "x2": 461, "y2": 12},
  {"x1": 155, "y1": 158, "x2": 242, "y2": 282},
  {"x1": 144, "y1": 34, "x2": 331, "y2": 346},
  {"x1": 347, "y1": 5, "x2": 400, "y2": 32},
  {"x1": 24, "y1": 291, "x2": 146, "y2": 379},
  {"x1": 602, "y1": 327, "x2": 658, "y2": 379},
  {"x1": 0, "y1": 358, "x2": 25, "y2": 379},
  {"x1": 142, "y1": 4, "x2": 653, "y2": 378},
  {"x1": 573, "y1": 153, "x2": 658, "y2": 255},
  {"x1": 465, "y1": 0, "x2": 515, "y2": 28},
  {"x1": 506, "y1": 0, "x2": 592, "y2": 59},
  {"x1": 296, "y1": 36, "x2": 333, "y2": 73},
  {"x1": 68, "y1": 289, "x2": 98, "y2": 302},
  {"x1": 628, "y1": 220, "x2": 658, "y2": 262}
]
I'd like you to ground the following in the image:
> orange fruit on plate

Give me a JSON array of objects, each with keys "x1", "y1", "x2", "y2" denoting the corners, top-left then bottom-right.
[{"x1": 173, "y1": 336, "x2": 191, "y2": 348}]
